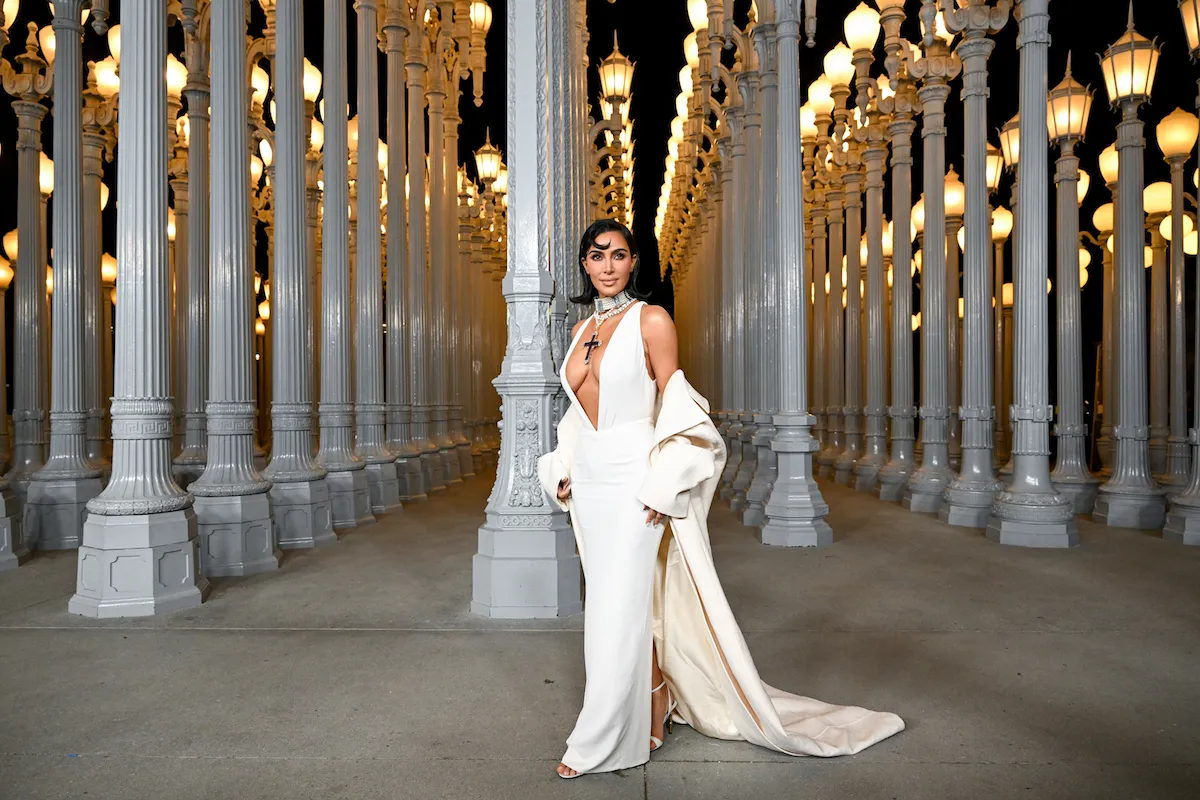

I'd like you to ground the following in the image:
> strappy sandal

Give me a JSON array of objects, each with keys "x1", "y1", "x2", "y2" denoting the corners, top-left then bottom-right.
[{"x1": 649, "y1": 680, "x2": 678, "y2": 752}]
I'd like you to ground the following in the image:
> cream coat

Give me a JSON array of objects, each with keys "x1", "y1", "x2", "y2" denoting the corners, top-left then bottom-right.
[{"x1": 539, "y1": 369, "x2": 905, "y2": 757}]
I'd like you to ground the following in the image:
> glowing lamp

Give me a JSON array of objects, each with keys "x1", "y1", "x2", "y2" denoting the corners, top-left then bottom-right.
[
  {"x1": 823, "y1": 43, "x2": 855, "y2": 88},
  {"x1": 992, "y1": 206, "x2": 1013, "y2": 242},
  {"x1": 1046, "y1": 61, "x2": 1093, "y2": 141},
  {"x1": 1160, "y1": 212, "x2": 1195, "y2": 241},
  {"x1": 985, "y1": 144, "x2": 1004, "y2": 193},
  {"x1": 808, "y1": 75, "x2": 835, "y2": 116},
  {"x1": 687, "y1": 0, "x2": 708, "y2": 31},
  {"x1": 310, "y1": 118, "x2": 324, "y2": 153},
  {"x1": 39, "y1": 153, "x2": 54, "y2": 196},
  {"x1": 255, "y1": 318, "x2": 266, "y2": 336},
  {"x1": 494, "y1": 165, "x2": 508, "y2": 196},
  {"x1": 684, "y1": 33, "x2": 699, "y2": 69},
  {"x1": 912, "y1": 312, "x2": 921, "y2": 331},
  {"x1": 167, "y1": 208, "x2": 176, "y2": 242},
  {"x1": 913, "y1": 249, "x2": 923, "y2": 273},
  {"x1": 958, "y1": 297, "x2": 965, "y2": 320},
  {"x1": 470, "y1": 1, "x2": 493, "y2": 34},
  {"x1": 1077, "y1": 171, "x2": 1090, "y2": 205},
  {"x1": 1002, "y1": 282, "x2": 1014, "y2": 307},
  {"x1": 303, "y1": 58, "x2": 322, "y2": 104},
  {"x1": 101, "y1": 253, "x2": 117, "y2": 283},
  {"x1": 95, "y1": 57, "x2": 120, "y2": 98},
  {"x1": 1099, "y1": 144, "x2": 1119, "y2": 184},
  {"x1": 1079, "y1": 264, "x2": 1090, "y2": 288},
  {"x1": 107, "y1": 23, "x2": 120, "y2": 65},
  {"x1": 259, "y1": 138, "x2": 274, "y2": 169},
  {"x1": 1144, "y1": 182, "x2": 1173, "y2": 216},
  {"x1": 475, "y1": 134, "x2": 502, "y2": 185},
  {"x1": 1, "y1": 0, "x2": 17, "y2": 32},
  {"x1": 999, "y1": 113, "x2": 1020, "y2": 168},
  {"x1": 251, "y1": 65, "x2": 269, "y2": 107},
  {"x1": 599, "y1": 35, "x2": 635, "y2": 105},
  {"x1": 46, "y1": 265, "x2": 53, "y2": 295},
  {"x1": 912, "y1": 196, "x2": 926, "y2": 235},
  {"x1": 166, "y1": 54, "x2": 187, "y2": 99},
  {"x1": 678, "y1": 65, "x2": 693, "y2": 99},
  {"x1": 1100, "y1": 7, "x2": 1159, "y2": 106},
  {"x1": 0, "y1": 257, "x2": 11, "y2": 290},
  {"x1": 876, "y1": 75, "x2": 895, "y2": 102},
  {"x1": 347, "y1": 116, "x2": 359, "y2": 153},
  {"x1": 844, "y1": 3, "x2": 881, "y2": 53},
  {"x1": 2, "y1": 230, "x2": 16, "y2": 261},
  {"x1": 258, "y1": 299, "x2": 270, "y2": 321},
  {"x1": 1079, "y1": 247, "x2": 1092, "y2": 271},
  {"x1": 1186, "y1": 231, "x2": 1200, "y2": 256},
  {"x1": 1156, "y1": 108, "x2": 1200, "y2": 158},
  {"x1": 944, "y1": 168, "x2": 965, "y2": 218},
  {"x1": 38, "y1": 24, "x2": 55, "y2": 66},
  {"x1": 250, "y1": 154, "x2": 263, "y2": 185},
  {"x1": 1092, "y1": 203, "x2": 1114, "y2": 234},
  {"x1": 99, "y1": 182, "x2": 110, "y2": 211}
]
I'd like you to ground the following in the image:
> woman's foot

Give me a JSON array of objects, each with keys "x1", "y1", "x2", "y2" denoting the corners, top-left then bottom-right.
[
  {"x1": 556, "y1": 762, "x2": 580, "y2": 778},
  {"x1": 650, "y1": 682, "x2": 669, "y2": 751}
]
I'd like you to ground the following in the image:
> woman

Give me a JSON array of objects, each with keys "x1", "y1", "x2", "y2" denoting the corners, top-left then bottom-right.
[{"x1": 539, "y1": 220, "x2": 904, "y2": 779}]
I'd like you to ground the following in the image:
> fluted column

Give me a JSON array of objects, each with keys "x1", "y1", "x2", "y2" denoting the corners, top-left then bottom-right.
[
  {"x1": 353, "y1": 0, "x2": 402, "y2": 513},
  {"x1": 1164, "y1": 155, "x2": 1192, "y2": 489},
  {"x1": 70, "y1": 3, "x2": 208, "y2": 617},
  {"x1": 0, "y1": 261, "x2": 20, "y2": 569},
  {"x1": 763, "y1": 0, "x2": 831, "y2": 547},
  {"x1": 1165, "y1": 88, "x2": 1200, "y2": 543},
  {"x1": 904, "y1": 39, "x2": 958, "y2": 513},
  {"x1": 943, "y1": 31, "x2": 1003, "y2": 526},
  {"x1": 28, "y1": 0, "x2": 105, "y2": 550},
  {"x1": 316, "y1": 0, "x2": 373, "y2": 527},
  {"x1": 261, "y1": 0, "x2": 336, "y2": 547},
  {"x1": 1098, "y1": 218, "x2": 1115, "y2": 473},
  {"x1": 426, "y1": 38, "x2": 459, "y2": 486},
  {"x1": 406, "y1": 26, "x2": 443, "y2": 492},
  {"x1": 472, "y1": 0, "x2": 581, "y2": 618},
  {"x1": 811, "y1": 190, "x2": 828, "y2": 454},
  {"x1": 189, "y1": 0, "x2": 280, "y2": 574},
  {"x1": 836, "y1": 157, "x2": 864, "y2": 485},
  {"x1": 719, "y1": 107, "x2": 746, "y2": 499},
  {"x1": 1049, "y1": 140, "x2": 1099, "y2": 512},
  {"x1": 856, "y1": 126, "x2": 889, "y2": 492},
  {"x1": 987, "y1": 0, "x2": 1077, "y2": 545},
  {"x1": 993, "y1": 231, "x2": 1008, "y2": 459},
  {"x1": 383, "y1": 9, "x2": 423, "y2": 502},
  {"x1": 945, "y1": 213, "x2": 961, "y2": 467},
  {"x1": 732, "y1": 67, "x2": 762, "y2": 514},
  {"x1": 746, "y1": 21, "x2": 778, "y2": 529},
  {"x1": 80, "y1": 70, "x2": 112, "y2": 478},
  {"x1": 1148, "y1": 215, "x2": 1169, "y2": 475},
  {"x1": 174, "y1": 12, "x2": 210, "y2": 487},
  {"x1": 819, "y1": 178, "x2": 844, "y2": 478}
]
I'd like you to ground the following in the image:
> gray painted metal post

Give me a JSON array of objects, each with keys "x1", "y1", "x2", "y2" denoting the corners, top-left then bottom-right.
[{"x1": 69, "y1": 3, "x2": 208, "y2": 617}]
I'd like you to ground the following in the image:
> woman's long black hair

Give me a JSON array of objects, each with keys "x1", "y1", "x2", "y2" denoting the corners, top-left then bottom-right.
[{"x1": 569, "y1": 219, "x2": 651, "y2": 305}]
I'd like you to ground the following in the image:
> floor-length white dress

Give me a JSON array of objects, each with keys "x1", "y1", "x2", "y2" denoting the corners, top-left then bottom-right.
[
  {"x1": 549, "y1": 302, "x2": 905, "y2": 775},
  {"x1": 559, "y1": 301, "x2": 662, "y2": 774}
]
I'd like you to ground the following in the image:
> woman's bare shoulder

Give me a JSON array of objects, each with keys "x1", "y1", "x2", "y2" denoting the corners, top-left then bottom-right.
[{"x1": 639, "y1": 304, "x2": 676, "y2": 337}]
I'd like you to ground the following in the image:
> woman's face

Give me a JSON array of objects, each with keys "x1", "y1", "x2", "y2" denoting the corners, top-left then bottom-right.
[{"x1": 583, "y1": 231, "x2": 635, "y2": 298}]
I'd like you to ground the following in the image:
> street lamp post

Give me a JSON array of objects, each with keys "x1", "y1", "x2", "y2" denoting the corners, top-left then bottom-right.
[
  {"x1": 1093, "y1": 4, "x2": 1167, "y2": 530},
  {"x1": 1046, "y1": 57, "x2": 1100, "y2": 514}
]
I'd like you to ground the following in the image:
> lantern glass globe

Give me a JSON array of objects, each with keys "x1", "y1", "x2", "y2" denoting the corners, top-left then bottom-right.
[
  {"x1": 470, "y1": 1, "x2": 493, "y2": 35},
  {"x1": 1099, "y1": 144, "x2": 1119, "y2": 184},
  {"x1": 684, "y1": 33, "x2": 699, "y2": 69},
  {"x1": 1182, "y1": 0, "x2": 1200, "y2": 55},
  {"x1": 38, "y1": 24, "x2": 55, "y2": 66},
  {"x1": 101, "y1": 253, "x2": 118, "y2": 284},
  {"x1": 944, "y1": 168, "x2": 965, "y2": 218},
  {"x1": 808, "y1": 75, "x2": 835, "y2": 115},
  {"x1": 800, "y1": 104, "x2": 818, "y2": 138},
  {"x1": 687, "y1": 0, "x2": 708, "y2": 31},
  {"x1": 95, "y1": 57, "x2": 120, "y2": 98},
  {"x1": 166, "y1": 54, "x2": 187, "y2": 99},
  {"x1": 992, "y1": 206, "x2": 1014, "y2": 242},
  {"x1": 310, "y1": 119, "x2": 324, "y2": 153},
  {"x1": 823, "y1": 44, "x2": 855, "y2": 88},
  {"x1": 1160, "y1": 212, "x2": 1196, "y2": 242},
  {"x1": 107, "y1": 23, "x2": 121, "y2": 65},
  {"x1": 1079, "y1": 246, "x2": 1092, "y2": 271},
  {"x1": 985, "y1": 144, "x2": 1004, "y2": 192},
  {"x1": 844, "y1": 2, "x2": 881, "y2": 53},
  {"x1": 39, "y1": 153, "x2": 54, "y2": 196},
  {"x1": 1002, "y1": 282, "x2": 1014, "y2": 307},
  {"x1": 600, "y1": 36, "x2": 635, "y2": 105},
  {"x1": 0, "y1": 258, "x2": 12, "y2": 290},
  {"x1": 303, "y1": 59, "x2": 322, "y2": 103},
  {"x1": 1047, "y1": 68, "x2": 1093, "y2": 141},
  {"x1": 0, "y1": 0, "x2": 17, "y2": 33},
  {"x1": 2, "y1": 230, "x2": 16, "y2": 262},
  {"x1": 912, "y1": 196, "x2": 926, "y2": 235},
  {"x1": 1100, "y1": 14, "x2": 1159, "y2": 105},
  {"x1": 1077, "y1": 171, "x2": 1090, "y2": 205},
  {"x1": 1156, "y1": 108, "x2": 1200, "y2": 158},
  {"x1": 1092, "y1": 202, "x2": 1114, "y2": 234},
  {"x1": 1144, "y1": 182, "x2": 1172, "y2": 216},
  {"x1": 999, "y1": 114, "x2": 1020, "y2": 168},
  {"x1": 251, "y1": 65, "x2": 269, "y2": 107}
]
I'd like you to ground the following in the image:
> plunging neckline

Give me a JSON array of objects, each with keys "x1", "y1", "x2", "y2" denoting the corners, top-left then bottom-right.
[{"x1": 564, "y1": 302, "x2": 640, "y2": 433}]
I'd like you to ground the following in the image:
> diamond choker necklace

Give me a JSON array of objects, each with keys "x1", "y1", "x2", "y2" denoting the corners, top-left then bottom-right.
[{"x1": 594, "y1": 289, "x2": 634, "y2": 316}]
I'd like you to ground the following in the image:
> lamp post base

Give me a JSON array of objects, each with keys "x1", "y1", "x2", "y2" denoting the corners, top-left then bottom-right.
[
  {"x1": 1092, "y1": 489, "x2": 1167, "y2": 530},
  {"x1": 270, "y1": 478, "x2": 337, "y2": 549},
  {"x1": 194, "y1": 492, "x2": 280, "y2": 577}
]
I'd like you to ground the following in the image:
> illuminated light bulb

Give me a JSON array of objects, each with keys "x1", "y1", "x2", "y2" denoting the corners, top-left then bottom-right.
[
  {"x1": 101, "y1": 253, "x2": 118, "y2": 284},
  {"x1": 99, "y1": 182, "x2": 110, "y2": 211}
]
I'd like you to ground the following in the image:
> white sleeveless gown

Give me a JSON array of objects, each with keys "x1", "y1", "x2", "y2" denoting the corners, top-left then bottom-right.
[{"x1": 560, "y1": 301, "x2": 662, "y2": 774}]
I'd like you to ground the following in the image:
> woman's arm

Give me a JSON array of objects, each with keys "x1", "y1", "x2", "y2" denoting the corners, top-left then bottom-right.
[{"x1": 641, "y1": 305, "x2": 680, "y2": 395}]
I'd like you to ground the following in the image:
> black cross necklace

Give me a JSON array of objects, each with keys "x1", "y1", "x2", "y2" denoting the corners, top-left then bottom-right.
[{"x1": 582, "y1": 296, "x2": 634, "y2": 364}]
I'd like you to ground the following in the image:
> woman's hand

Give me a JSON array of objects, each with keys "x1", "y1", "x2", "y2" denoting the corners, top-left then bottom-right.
[
  {"x1": 644, "y1": 505, "x2": 665, "y2": 527},
  {"x1": 557, "y1": 477, "x2": 572, "y2": 501}
]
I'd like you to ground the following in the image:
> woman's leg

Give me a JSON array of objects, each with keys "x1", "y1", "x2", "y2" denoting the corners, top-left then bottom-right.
[{"x1": 650, "y1": 642, "x2": 667, "y2": 747}]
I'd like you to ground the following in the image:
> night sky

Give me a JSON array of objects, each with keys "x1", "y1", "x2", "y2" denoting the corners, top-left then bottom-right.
[{"x1": 0, "y1": 0, "x2": 1197, "y2": 434}]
